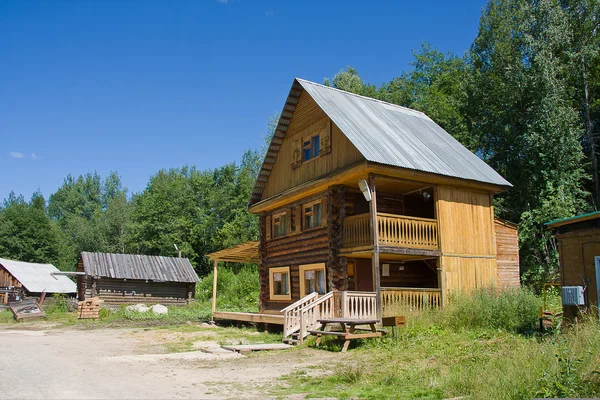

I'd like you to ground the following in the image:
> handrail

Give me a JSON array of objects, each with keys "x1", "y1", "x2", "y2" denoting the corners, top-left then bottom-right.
[
  {"x1": 381, "y1": 287, "x2": 441, "y2": 292},
  {"x1": 281, "y1": 292, "x2": 319, "y2": 339},
  {"x1": 297, "y1": 291, "x2": 335, "y2": 343},
  {"x1": 377, "y1": 213, "x2": 437, "y2": 223},
  {"x1": 281, "y1": 292, "x2": 318, "y2": 313}
]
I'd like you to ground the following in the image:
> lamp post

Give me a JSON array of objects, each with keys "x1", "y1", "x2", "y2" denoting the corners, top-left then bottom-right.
[{"x1": 358, "y1": 177, "x2": 382, "y2": 321}]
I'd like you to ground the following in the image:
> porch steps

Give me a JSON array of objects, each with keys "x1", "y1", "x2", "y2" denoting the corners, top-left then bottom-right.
[{"x1": 282, "y1": 332, "x2": 301, "y2": 345}]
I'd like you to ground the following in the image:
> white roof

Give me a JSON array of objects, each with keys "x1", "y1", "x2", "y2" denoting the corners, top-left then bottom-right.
[{"x1": 0, "y1": 257, "x2": 77, "y2": 293}]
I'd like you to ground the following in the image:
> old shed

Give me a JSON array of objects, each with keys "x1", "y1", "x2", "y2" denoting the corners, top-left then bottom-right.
[
  {"x1": 0, "y1": 257, "x2": 76, "y2": 295},
  {"x1": 547, "y1": 212, "x2": 600, "y2": 318},
  {"x1": 77, "y1": 252, "x2": 199, "y2": 305}
]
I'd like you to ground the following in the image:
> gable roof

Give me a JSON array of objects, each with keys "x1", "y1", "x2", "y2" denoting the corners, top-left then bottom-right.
[
  {"x1": 250, "y1": 78, "x2": 511, "y2": 205},
  {"x1": 0, "y1": 257, "x2": 77, "y2": 293},
  {"x1": 80, "y1": 252, "x2": 199, "y2": 283}
]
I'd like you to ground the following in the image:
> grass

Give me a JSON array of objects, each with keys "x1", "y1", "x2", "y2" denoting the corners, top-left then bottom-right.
[{"x1": 278, "y1": 288, "x2": 600, "y2": 400}]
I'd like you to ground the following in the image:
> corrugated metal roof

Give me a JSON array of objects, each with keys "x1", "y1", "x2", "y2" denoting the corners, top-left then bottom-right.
[
  {"x1": 80, "y1": 252, "x2": 199, "y2": 283},
  {"x1": 249, "y1": 78, "x2": 511, "y2": 205},
  {"x1": 0, "y1": 257, "x2": 77, "y2": 293},
  {"x1": 298, "y1": 79, "x2": 511, "y2": 188}
]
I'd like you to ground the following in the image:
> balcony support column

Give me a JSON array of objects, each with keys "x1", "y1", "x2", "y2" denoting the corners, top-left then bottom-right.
[{"x1": 368, "y1": 174, "x2": 382, "y2": 321}]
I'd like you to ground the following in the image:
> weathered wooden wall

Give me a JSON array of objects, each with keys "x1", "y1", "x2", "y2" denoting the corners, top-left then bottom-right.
[
  {"x1": 261, "y1": 91, "x2": 364, "y2": 199},
  {"x1": 436, "y1": 186, "x2": 497, "y2": 297},
  {"x1": 494, "y1": 220, "x2": 520, "y2": 288},
  {"x1": 0, "y1": 266, "x2": 21, "y2": 288},
  {"x1": 82, "y1": 278, "x2": 193, "y2": 305},
  {"x1": 555, "y1": 226, "x2": 600, "y2": 318}
]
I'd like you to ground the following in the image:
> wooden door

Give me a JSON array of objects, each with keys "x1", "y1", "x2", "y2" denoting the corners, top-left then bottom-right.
[{"x1": 355, "y1": 258, "x2": 374, "y2": 291}]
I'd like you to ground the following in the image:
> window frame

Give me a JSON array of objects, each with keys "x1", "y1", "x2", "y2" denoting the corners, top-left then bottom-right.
[
  {"x1": 302, "y1": 134, "x2": 320, "y2": 162},
  {"x1": 302, "y1": 199, "x2": 323, "y2": 231},
  {"x1": 299, "y1": 263, "x2": 327, "y2": 297},
  {"x1": 269, "y1": 266, "x2": 292, "y2": 301},
  {"x1": 272, "y1": 211, "x2": 288, "y2": 238}
]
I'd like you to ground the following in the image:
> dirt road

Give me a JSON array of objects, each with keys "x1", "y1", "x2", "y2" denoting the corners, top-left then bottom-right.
[{"x1": 0, "y1": 325, "x2": 337, "y2": 399}]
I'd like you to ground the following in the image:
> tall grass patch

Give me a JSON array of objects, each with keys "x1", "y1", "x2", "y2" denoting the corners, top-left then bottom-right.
[{"x1": 444, "y1": 287, "x2": 541, "y2": 334}]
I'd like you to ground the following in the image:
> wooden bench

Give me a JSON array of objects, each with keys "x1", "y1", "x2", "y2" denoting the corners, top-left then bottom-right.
[{"x1": 309, "y1": 318, "x2": 384, "y2": 352}]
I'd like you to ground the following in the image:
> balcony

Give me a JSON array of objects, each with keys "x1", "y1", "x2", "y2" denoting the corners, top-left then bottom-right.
[{"x1": 342, "y1": 213, "x2": 439, "y2": 252}]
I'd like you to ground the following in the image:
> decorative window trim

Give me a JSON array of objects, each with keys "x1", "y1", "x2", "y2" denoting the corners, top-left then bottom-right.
[
  {"x1": 302, "y1": 134, "x2": 320, "y2": 162},
  {"x1": 299, "y1": 263, "x2": 327, "y2": 297},
  {"x1": 269, "y1": 267, "x2": 291, "y2": 301},
  {"x1": 272, "y1": 211, "x2": 288, "y2": 238},
  {"x1": 302, "y1": 199, "x2": 323, "y2": 230}
]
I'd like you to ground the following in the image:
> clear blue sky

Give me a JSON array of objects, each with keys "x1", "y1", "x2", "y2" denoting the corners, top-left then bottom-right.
[{"x1": 0, "y1": 0, "x2": 487, "y2": 201}]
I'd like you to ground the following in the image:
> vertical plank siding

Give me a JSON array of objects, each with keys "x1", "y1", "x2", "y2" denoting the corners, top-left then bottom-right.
[
  {"x1": 437, "y1": 186, "x2": 498, "y2": 298},
  {"x1": 262, "y1": 92, "x2": 364, "y2": 199}
]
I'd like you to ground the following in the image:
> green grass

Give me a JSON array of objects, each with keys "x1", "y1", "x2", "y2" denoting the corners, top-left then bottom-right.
[{"x1": 278, "y1": 288, "x2": 600, "y2": 400}]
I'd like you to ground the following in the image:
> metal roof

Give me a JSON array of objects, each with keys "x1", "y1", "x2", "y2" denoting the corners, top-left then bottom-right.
[
  {"x1": 80, "y1": 252, "x2": 199, "y2": 283},
  {"x1": 250, "y1": 78, "x2": 511, "y2": 205},
  {"x1": 546, "y1": 211, "x2": 600, "y2": 229},
  {"x1": 0, "y1": 257, "x2": 77, "y2": 293}
]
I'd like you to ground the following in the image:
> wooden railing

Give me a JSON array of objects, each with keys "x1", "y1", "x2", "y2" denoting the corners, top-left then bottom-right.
[
  {"x1": 381, "y1": 287, "x2": 441, "y2": 314},
  {"x1": 342, "y1": 291, "x2": 377, "y2": 320},
  {"x1": 283, "y1": 291, "x2": 381, "y2": 344},
  {"x1": 281, "y1": 292, "x2": 318, "y2": 339},
  {"x1": 342, "y1": 213, "x2": 439, "y2": 250},
  {"x1": 342, "y1": 214, "x2": 372, "y2": 247},
  {"x1": 297, "y1": 292, "x2": 336, "y2": 343}
]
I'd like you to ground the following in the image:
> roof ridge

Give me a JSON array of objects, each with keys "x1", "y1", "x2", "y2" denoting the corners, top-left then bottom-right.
[{"x1": 295, "y1": 77, "x2": 428, "y2": 117}]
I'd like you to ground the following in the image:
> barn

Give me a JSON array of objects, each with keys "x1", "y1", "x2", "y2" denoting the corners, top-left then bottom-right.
[
  {"x1": 77, "y1": 252, "x2": 199, "y2": 305},
  {"x1": 0, "y1": 257, "x2": 77, "y2": 299},
  {"x1": 547, "y1": 211, "x2": 600, "y2": 319}
]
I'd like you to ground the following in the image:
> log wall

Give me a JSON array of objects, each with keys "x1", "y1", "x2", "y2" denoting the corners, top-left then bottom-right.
[
  {"x1": 494, "y1": 220, "x2": 520, "y2": 288},
  {"x1": 82, "y1": 278, "x2": 194, "y2": 305},
  {"x1": 0, "y1": 266, "x2": 21, "y2": 288}
]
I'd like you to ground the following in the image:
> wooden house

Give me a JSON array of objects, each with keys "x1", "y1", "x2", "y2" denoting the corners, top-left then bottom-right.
[
  {"x1": 77, "y1": 252, "x2": 199, "y2": 305},
  {"x1": 0, "y1": 257, "x2": 77, "y2": 301},
  {"x1": 209, "y1": 78, "x2": 519, "y2": 339},
  {"x1": 547, "y1": 212, "x2": 600, "y2": 318}
]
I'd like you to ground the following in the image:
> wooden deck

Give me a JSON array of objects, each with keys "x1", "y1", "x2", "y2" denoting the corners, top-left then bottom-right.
[{"x1": 212, "y1": 311, "x2": 284, "y2": 325}]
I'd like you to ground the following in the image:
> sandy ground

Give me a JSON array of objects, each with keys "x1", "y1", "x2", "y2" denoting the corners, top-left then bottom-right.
[{"x1": 0, "y1": 324, "x2": 339, "y2": 399}]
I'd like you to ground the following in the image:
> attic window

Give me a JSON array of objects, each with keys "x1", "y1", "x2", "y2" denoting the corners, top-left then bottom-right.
[{"x1": 303, "y1": 135, "x2": 320, "y2": 161}]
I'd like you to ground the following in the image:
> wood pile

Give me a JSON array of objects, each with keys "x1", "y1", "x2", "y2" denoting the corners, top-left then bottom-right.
[{"x1": 78, "y1": 297, "x2": 103, "y2": 319}]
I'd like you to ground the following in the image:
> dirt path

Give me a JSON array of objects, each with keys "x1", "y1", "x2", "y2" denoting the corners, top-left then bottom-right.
[{"x1": 0, "y1": 325, "x2": 338, "y2": 399}]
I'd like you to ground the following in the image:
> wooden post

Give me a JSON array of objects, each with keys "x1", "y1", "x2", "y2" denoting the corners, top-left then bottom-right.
[
  {"x1": 211, "y1": 259, "x2": 218, "y2": 317},
  {"x1": 369, "y1": 175, "x2": 382, "y2": 321}
]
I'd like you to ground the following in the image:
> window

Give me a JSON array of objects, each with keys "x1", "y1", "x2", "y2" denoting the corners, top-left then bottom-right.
[
  {"x1": 303, "y1": 135, "x2": 320, "y2": 161},
  {"x1": 303, "y1": 200, "x2": 322, "y2": 230},
  {"x1": 269, "y1": 267, "x2": 291, "y2": 301},
  {"x1": 272, "y1": 212, "x2": 288, "y2": 238},
  {"x1": 300, "y1": 263, "x2": 326, "y2": 296}
]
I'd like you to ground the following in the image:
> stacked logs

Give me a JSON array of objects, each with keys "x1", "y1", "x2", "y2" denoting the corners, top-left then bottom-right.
[
  {"x1": 258, "y1": 215, "x2": 269, "y2": 312},
  {"x1": 327, "y1": 185, "x2": 348, "y2": 291}
]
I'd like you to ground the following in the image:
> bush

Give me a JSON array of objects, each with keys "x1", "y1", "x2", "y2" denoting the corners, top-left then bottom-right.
[
  {"x1": 43, "y1": 294, "x2": 73, "y2": 315},
  {"x1": 445, "y1": 287, "x2": 541, "y2": 334},
  {"x1": 195, "y1": 265, "x2": 259, "y2": 312}
]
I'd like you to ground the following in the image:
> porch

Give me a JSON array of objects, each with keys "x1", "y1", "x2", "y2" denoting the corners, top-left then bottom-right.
[{"x1": 342, "y1": 212, "x2": 440, "y2": 255}]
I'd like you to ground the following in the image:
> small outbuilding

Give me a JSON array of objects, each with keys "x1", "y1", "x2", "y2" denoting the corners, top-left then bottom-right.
[
  {"x1": 547, "y1": 211, "x2": 600, "y2": 318},
  {"x1": 77, "y1": 252, "x2": 199, "y2": 305},
  {"x1": 0, "y1": 257, "x2": 77, "y2": 296}
]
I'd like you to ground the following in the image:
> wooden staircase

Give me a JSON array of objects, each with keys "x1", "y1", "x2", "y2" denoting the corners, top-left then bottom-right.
[{"x1": 281, "y1": 291, "x2": 377, "y2": 345}]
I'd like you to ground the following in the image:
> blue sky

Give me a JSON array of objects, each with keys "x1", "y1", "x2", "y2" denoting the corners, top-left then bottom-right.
[{"x1": 0, "y1": 0, "x2": 487, "y2": 200}]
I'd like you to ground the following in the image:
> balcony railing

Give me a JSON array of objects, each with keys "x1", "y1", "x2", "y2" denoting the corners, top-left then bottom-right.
[
  {"x1": 343, "y1": 213, "x2": 439, "y2": 250},
  {"x1": 381, "y1": 287, "x2": 442, "y2": 314}
]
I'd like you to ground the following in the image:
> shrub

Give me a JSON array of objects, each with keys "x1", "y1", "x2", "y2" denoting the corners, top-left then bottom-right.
[
  {"x1": 195, "y1": 265, "x2": 259, "y2": 312},
  {"x1": 445, "y1": 287, "x2": 541, "y2": 334}
]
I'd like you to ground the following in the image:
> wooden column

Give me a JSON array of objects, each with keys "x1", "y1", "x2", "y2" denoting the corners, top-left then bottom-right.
[
  {"x1": 369, "y1": 175, "x2": 382, "y2": 320},
  {"x1": 211, "y1": 259, "x2": 218, "y2": 317}
]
